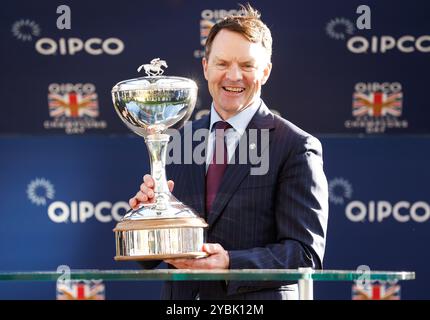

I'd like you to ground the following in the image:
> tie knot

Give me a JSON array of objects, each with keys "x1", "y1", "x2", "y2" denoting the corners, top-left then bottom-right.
[{"x1": 214, "y1": 121, "x2": 231, "y2": 131}]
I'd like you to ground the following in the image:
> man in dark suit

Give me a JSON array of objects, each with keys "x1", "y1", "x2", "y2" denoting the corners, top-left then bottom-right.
[{"x1": 129, "y1": 5, "x2": 328, "y2": 300}]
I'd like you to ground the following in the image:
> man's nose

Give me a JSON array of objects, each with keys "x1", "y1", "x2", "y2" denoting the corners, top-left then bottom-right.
[{"x1": 225, "y1": 64, "x2": 243, "y2": 81}]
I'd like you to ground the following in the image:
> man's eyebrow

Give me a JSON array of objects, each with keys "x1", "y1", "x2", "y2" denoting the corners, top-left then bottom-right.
[
  {"x1": 213, "y1": 57, "x2": 256, "y2": 64},
  {"x1": 239, "y1": 59, "x2": 256, "y2": 64},
  {"x1": 213, "y1": 56, "x2": 227, "y2": 62}
]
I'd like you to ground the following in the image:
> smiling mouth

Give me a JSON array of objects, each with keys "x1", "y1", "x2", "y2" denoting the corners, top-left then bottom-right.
[{"x1": 222, "y1": 86, "x2": 245, "y2": 93}]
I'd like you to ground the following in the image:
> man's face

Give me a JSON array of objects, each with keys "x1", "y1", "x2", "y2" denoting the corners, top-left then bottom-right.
[{"x1": 202, "y1": 29, "x2": 272, "y2": 120}]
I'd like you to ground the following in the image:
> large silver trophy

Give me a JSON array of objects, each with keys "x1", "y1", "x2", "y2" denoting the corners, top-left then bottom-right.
[{"x1": 111, "y1": 58, "x2": 208, "y2": 261}]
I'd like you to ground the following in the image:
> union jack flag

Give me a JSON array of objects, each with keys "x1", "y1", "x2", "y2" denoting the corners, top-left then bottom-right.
[
  {"x1": 48, "y1": 91, "x2": 98, "y2": 118},
  {"x1": 57, "y1": 280, "x2": 105, "y2": 300},
  {"x1": 353, "y1": 91, "x2": 403, "y2": 117},
  {"x1": 352, "y1": 282, "x2": 401, "y2": 300}
]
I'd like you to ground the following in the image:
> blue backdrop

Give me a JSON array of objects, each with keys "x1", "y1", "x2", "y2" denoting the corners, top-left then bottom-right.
[{"x1": 0, "y1": 0, "x2": 429, "y2": 299}]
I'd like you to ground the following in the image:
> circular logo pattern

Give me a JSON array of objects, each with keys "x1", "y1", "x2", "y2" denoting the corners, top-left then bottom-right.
[
  {"x1": 11, "y1": 19, "x2": 41, "y2": 42},
  {"x1": 326, "y1": 17, "x2": 355, "y2": 40},
  {"x1": 328, "y1": 177, "x2": 353, "y2": 205},
  {"x1": 27, "y1": 178, "x2": 55, "y2": 206}
]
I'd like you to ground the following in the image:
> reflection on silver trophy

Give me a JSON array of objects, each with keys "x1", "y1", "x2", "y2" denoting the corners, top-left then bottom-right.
[{"x1": 111, "y1": 58, "x2": 208, "y2": 261}]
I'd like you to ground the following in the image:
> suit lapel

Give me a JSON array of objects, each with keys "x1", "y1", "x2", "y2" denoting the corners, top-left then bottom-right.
[{"x1": 207, "y1": 102, "x2": 275, "y2": 229}]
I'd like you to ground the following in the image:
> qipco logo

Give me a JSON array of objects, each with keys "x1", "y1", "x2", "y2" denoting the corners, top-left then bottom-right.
[
  {"x1": 346, "y1": 201, "x2": 430, "y2": 223},
  {"x1": 347, "y1": 35, "x2": 430, "y2": 54},
  {"x1": 35, "y1": 37, "x2": 124, "y2": 55},
  {"x1": 47, "y1": 201, "x2": 128, "y2": 223}
]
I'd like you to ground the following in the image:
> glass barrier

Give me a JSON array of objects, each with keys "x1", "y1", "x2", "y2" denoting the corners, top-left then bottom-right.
[{"x1": 0, "y1": 269, "x2": 415, "y2": 300}]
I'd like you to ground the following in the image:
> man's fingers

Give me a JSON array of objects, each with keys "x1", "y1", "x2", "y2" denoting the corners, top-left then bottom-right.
[
  {"x1": 129, "y1": 197, "x2": 137, "y2": 208},
  {"x1": 164, "y1": 259, "x2": 190, "y2": 269},
  {"x1": 130, "y1": 175, "x2": 174, "y2": 209},
  {"x1": 129, "y1": 174, "x2": 157, "y2": 209},
  {"x1": 165, "y1": 259, "x2": 181, "y2": 264},
  {"x1": 143, "y1": 174, "x2": 154, "y2": 188},
  {"x1": 202, "y1": 243, "x2": 221, "y2": 255},
  {"x1": 140, "y1": 183, "x2": 154, "y2": 198},
  {"x1": 142, "y1": 175, "x2": 173, "y2": 194},
  {"x1": 164, "y1": 258, "x2": 209, "y2": 269},
  {"x1": 164, "y1": 245, "x2": 228, "y2": 269},
  {"x1": 135, "y1": 191, "x2": 148, "y2": 203},
  {"x1": 167, "y1": 180, "x2": 174, "y2": 192}
]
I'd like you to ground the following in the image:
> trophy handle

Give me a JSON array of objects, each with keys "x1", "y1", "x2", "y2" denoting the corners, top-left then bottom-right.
[{"x1": 145, "y1": 133, "x2": 171, "y2": 211}]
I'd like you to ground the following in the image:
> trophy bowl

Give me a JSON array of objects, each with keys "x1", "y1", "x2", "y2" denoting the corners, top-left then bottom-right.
[{"x1": 111, "y1": 59, "x2": 208, "y2": 261}]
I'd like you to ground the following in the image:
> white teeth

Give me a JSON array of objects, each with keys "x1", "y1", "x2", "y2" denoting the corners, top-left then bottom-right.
[{"x1": 224, "y1": 87, "x2": 244, "y2": 92}]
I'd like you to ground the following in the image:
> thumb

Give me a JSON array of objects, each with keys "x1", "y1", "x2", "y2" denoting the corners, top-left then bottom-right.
[{"x1": 202, "y1": 243, "x2": 221, "y2": 255}]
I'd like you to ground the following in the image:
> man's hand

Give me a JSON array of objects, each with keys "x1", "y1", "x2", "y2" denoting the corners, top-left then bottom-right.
[
  {"x1": 129, "y1": 174, "x2": 174, "y2": 209},
  {"x1": 164, "y1": 243, "x2": 229, "y2": 269}
]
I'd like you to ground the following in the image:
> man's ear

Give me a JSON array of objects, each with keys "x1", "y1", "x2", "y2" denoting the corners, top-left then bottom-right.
[
  {"x1": 261, "y1": 61, "x2": 272, "y2": 85},
  {"x1": 202, "y1": 57, "x2": 209, "y2": 81}
]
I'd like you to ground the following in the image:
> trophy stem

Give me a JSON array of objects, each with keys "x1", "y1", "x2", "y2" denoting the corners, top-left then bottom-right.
[{"x1": 145, "y1": 133, "x2": 170, "y2": 211}]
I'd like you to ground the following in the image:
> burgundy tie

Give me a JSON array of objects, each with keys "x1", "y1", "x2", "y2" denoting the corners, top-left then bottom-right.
[{"x1": 206, "y1": 121, "x2": 231, "y2": 213}]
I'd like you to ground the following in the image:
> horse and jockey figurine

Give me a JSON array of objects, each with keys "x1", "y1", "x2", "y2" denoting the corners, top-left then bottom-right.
[{"x1": 137, "y1": 58, "x2": 168, "y2": 76}]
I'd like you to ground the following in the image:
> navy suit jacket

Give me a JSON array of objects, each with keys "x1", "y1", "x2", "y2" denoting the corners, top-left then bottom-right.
[{"x1": 141, "y1": 101, "x2": 328, "y2": 300}]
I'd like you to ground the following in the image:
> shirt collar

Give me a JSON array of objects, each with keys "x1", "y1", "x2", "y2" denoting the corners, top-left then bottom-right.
[{"x1": 209, "y1": 99, "x2": 261, "y2": 135}]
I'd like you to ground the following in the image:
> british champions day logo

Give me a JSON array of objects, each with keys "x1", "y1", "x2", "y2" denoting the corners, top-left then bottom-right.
[
  {"x1": 345, "y1": 82, "x2": 408, "y2": 133},
  {"x1": 27, "y1": 178, "x2": 128, "y2": 223},
  {"x1": 44, "y1": 83, "x2": 107, "y2": 134},
  {"x1": 329, "y1": 177, "x2": 429, "y2": 223}
]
